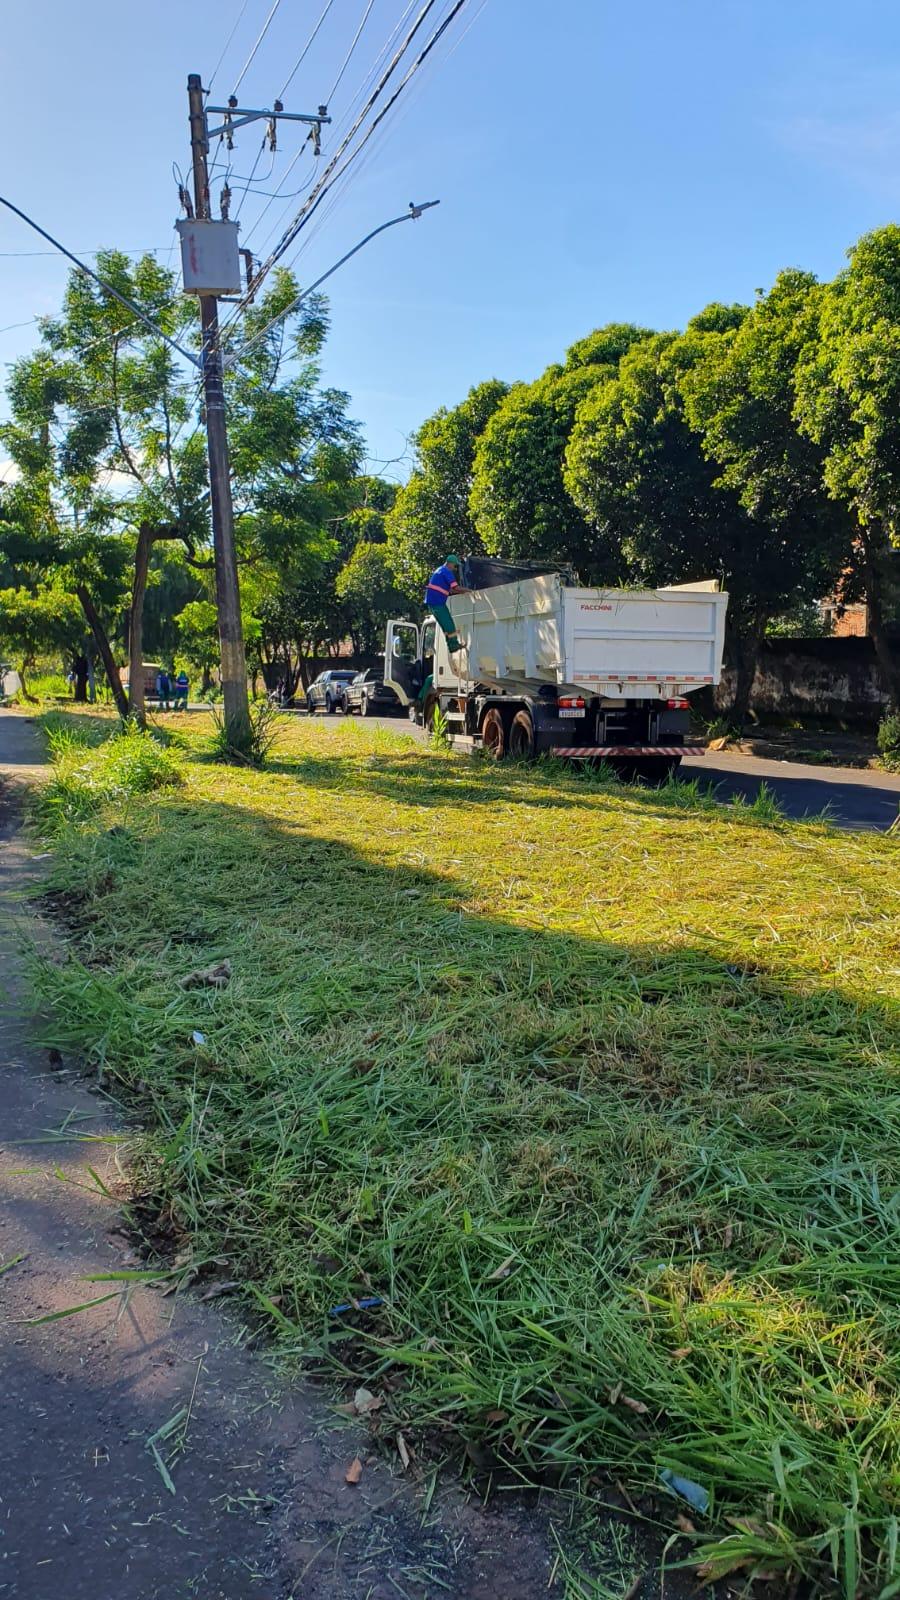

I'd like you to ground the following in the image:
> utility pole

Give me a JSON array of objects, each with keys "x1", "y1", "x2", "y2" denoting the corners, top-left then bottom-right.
[{"x1": 187, "y1": 72, "x2": 251, "y2": 751}]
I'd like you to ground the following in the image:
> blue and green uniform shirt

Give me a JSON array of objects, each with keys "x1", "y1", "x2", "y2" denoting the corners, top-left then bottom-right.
[{"x1": 425, "y1": 563, "x2": 459, "y2": 607}]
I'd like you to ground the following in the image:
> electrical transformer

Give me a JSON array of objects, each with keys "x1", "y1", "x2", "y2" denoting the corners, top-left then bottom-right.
[{"x1": 176, "y1": 219, "x2": 242, "y2": 296}]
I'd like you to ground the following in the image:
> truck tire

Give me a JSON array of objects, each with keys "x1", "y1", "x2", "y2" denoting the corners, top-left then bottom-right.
[
  {"x1": 326, "y1": 694, "x2": 336, "y2": 715},
  {"x1": 360, "y1": 694, "x2": 369, "y2": 717},
  {"x1": 508, "y1": 709, "x2": 535, "y2": 760},
  {"x1": 481, "y1": 708, "x2": 507, "y2": 759}
]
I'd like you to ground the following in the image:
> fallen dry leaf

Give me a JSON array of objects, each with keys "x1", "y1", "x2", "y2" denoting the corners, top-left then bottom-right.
[
  {"x1": 608, "y1": 1382, "x2": 623, "y2": 1405},
  {"x1": 354, "y1": 1387, "x2": 384, "y2": 1416},
  {"x1": 723, "y1": 1222, "x2": 734, "y2": 1249},
  {"x1": 676, "y1": 1514, "x2": 696, "y2": 1534},
  {"x1": 487, "y1": 1254, "x2": 517, "y2": 1282},
  {"x1": 672, "y1": 1346, "x2": 692, "y2": 1360},
  {"x1": 620, "y1": 1395, "x2": 649, "y2": 1414},
  {"x1": 179, "y1": 959, "x2": 232, "y2": 990},
  {"x1": 396, "y1": 1432, "x2": 411, "y2": 1471},
  {"x1": 485, "y1": 1408, "x2": 507, "y2": 1423},
  {"x1": 345, "y1": 1456, "x2": 363, "y2": 1485}
]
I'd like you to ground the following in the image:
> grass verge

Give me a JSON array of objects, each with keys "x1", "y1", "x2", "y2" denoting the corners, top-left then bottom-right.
[{"x1": 30, "y1": 709, "x2": 900, "y2": 1595}]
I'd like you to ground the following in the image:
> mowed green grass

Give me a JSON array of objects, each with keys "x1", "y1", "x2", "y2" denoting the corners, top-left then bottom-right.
[{"x1": 34, "y1": 711, "x2": 900, "y2": 1593}]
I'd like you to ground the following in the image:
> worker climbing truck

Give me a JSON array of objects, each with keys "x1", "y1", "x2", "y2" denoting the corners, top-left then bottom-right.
[{"x1": 384, "y1": 559, "x2": 729, "y2": 781}]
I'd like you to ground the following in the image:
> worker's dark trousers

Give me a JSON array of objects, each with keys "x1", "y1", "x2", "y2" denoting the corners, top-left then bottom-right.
[{"x1": 428, "y1": 602, "x2": 461, "y2": 652}]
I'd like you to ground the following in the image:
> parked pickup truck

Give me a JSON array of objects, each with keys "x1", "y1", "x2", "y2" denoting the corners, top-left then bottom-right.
[
  {"x1": 340, "y1": 668, "x2": 401, "y2": 717},
  {"x1": 384, "y1": 560, "x2": 728, "y2": 782}
]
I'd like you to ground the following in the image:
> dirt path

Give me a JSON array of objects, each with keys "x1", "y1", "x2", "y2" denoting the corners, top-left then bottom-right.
[{"x1": 0, "y1": 713, "x2": 567, "y2": 1600}]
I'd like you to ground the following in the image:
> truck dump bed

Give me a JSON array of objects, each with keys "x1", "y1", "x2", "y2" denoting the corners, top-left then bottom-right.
[{"x1": 435, "y1": 574, "x2": 728, "y2": 699}]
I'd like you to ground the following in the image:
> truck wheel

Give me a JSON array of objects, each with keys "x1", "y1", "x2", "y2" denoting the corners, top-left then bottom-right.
[
  {"x1": 306, "y1": 693, "x2": 315, "y2": 714},
  {"x1": 326, "y1": 694, "x2": 335, "y2": 715},
  {"x1": 481, "y1": 708, "x2": 507, "y2": 759},
  {"x1": 508, "y1": 709, "x2": 535, "y2": 760},
  {"x1": 360, "y1": 694, "x2": 369, "y2": 717}
]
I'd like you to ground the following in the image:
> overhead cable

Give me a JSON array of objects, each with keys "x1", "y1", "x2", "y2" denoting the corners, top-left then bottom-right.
[
  {"x1": 326, "y1": 0, "x2": 377, "y2": 104},
  {"x1": 277, "y1": 0, "x2": 338, "y2": 100},
  {"x1": 246, "y1": 0, "x2": 448, "y2": 300},
  {"x1": 0, "y1": 194, "x2": 202, "y2": 370},
  {"x1": 268, "y1": 0, "x2": 467, "y2": 275},
  {"x1": 234, "y1": 0, "x2": 419, "y2": 261},
  {"x1": 206, "y1": 0, "x2": 254, "y2": 97},
  {"x1": 231, "y1": 0, "x2": 284, "y2": 96},
  {"x1": 226, "y1": 201, "x2": 439, "y2": 367}
]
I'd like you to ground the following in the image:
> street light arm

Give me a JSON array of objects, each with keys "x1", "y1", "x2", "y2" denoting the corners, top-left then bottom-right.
[{"x1": 224, "y1": 200, "x2": 440, "y2": 368}]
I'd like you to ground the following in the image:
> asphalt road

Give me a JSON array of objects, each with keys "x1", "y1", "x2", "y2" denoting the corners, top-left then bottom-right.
[
  {"x1": 681, "y1": 748, "x2": 900, "y2": 831},
  {"x1": 325, "y1": 710, "x2": 900, "y2": 831}
]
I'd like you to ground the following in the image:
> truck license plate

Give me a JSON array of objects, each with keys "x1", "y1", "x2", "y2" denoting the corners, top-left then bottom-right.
[{"x1": 559, "y1": 709, "x2": 583, "y2": 718}]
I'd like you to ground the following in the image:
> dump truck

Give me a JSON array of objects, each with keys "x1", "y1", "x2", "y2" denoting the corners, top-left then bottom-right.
[{"x1": 384, "y1": 560, "x2": 729, "y2": 780}]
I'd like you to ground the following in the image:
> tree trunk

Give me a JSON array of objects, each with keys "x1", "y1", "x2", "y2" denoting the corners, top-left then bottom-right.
[
  {"x1": 201, "y1": 664, "x2": 212, "y2": 695},
  {"x1": 76, "y1": 585, "x2": 129, "y2": 719},
  {"x1": 128, "y1": 523, "x2": 154, "y2": 725},
  {"x1": 73, "y1": 654, "x2": 89, "y2": 703},
  {"x1": 724, "y1": 617, "x2": 765, "y2": 729},
  {"x1": 86, "y1": 643, "x2": 97, "y2": 703},
  {"x1": 17, "y1": 661, "x2": 34, "y2": 702},
  {"x1": 863, "y1": 530, "x2": 900, "y2": 711}
]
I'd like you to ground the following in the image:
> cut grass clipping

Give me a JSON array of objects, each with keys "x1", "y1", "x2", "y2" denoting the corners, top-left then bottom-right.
[{"x1": 33, "y1": 710, "x2": 900, "y2": 1595}]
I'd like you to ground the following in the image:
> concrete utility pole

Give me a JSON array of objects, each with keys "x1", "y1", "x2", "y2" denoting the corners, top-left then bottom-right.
[{"x1": 187, "y1": 72, "x2": 252, "y2": 751}]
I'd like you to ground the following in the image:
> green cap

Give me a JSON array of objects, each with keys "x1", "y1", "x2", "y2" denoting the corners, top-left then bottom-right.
[{"x1": 445, "y1": 554, "x2": 461, "y2": 569}]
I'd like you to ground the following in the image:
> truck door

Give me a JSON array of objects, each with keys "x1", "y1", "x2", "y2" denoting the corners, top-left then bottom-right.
[{"x1": 384, "y1": 620, "x2": 421, "y2": 706}]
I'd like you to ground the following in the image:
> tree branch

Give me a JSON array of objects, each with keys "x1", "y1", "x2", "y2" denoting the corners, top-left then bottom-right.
[{"x1": 110, "y1": 335, "x2": 150, "y2": 490}]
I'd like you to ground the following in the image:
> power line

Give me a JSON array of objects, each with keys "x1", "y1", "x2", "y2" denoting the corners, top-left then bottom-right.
[
  {"x1": 0, "y1": 317, "x2": 43, "y2": 335},
  {"x1": 277, "y1": 0, "x2": 338, "y2": 101},
  {"x1": 231, "y1": 0, "x2": 284, "y2": 96},
  {"x1": 246, "y1": 0, "x2": 448, "y2": 303},
  {"x1": 207, "y1": 0, "x2": 254, "y2": 97},
  {"x1": 0, "y1": 246, "x2": 172, "y2": 258},
  {"x1": 277, "y1": 0, "x2": 465, "y2": 268},
  {"x1": 235, "y1": 0, "x2": 419, "y2": 261},
  {"x1": 0, "y1": 194, "x2": 202, "y2": 370},
  {"x1": 226, "y1": 201, "x2": 439, "y2": 367},
  {"x1": 326, "y1": 0, "x2": 377, "y2": 105}
]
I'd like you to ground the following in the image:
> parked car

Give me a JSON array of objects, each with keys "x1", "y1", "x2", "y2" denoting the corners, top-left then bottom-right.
[
  {"x1": 305, "y1": 669, "x2": 356, "y2": 714},
  {"x1": 341, "y1": 668, "x2": 402, "y2": 717}
]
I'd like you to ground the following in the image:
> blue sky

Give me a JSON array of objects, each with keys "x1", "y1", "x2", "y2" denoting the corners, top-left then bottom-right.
[{"x1": 3, "y1": 0, "x2": 900, "y2": 475}]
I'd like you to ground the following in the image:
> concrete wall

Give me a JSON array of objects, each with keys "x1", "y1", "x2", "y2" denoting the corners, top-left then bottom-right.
[{"x1": 716, "y1": 637, "x2": 897, "y2": 724}]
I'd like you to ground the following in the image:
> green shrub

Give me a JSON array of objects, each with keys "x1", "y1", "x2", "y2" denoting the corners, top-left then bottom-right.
[
  {"x1": 877, "y1": 710, "x2": 900, "y2": 772},
  {"x1": 37, "y1": 718, "x2": 182, "y2": 832},
  {"x1": 208, "y1": 699, "x2": 283, "y2": 767}
]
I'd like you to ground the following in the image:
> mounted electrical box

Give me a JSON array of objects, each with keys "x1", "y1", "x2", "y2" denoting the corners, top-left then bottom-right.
[{"x1": 176, "y1": 218, "x2": 242, "y2": 296}]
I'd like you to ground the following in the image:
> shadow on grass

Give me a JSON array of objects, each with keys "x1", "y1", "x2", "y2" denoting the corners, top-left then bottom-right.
[{"x1": 31, "y1": 771, "x2": 900, "y2": 1593}]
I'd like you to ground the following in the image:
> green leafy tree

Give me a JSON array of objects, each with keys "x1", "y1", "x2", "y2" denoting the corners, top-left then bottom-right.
[
  {"x1": 677, "y1": 272, "x2": 852, "y2": 669},
  {"x1": 386, "y1": 380, "x2": 509, "y2": 594},
  {"x1": 0, "y1": 583, "x2": 83, "y2": 699},
  {"x1": 174, "y1": 599, "x2": 219, "y2": 692},
  {"x1": 565, "y1": 331, "x2": 779, "y2": 723},
  {"x1": 0, "y1": 252, "x2": 204, "y2": 718},
  {"x1": 336, "y1": 541, "x2": 408, "y2": 655},
  {"x1": 470, "y1": 324, "x2": 651, "y2": 577},
  {"x1": 793, "y1": 226, "x2": 900, "y2": 707}
]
